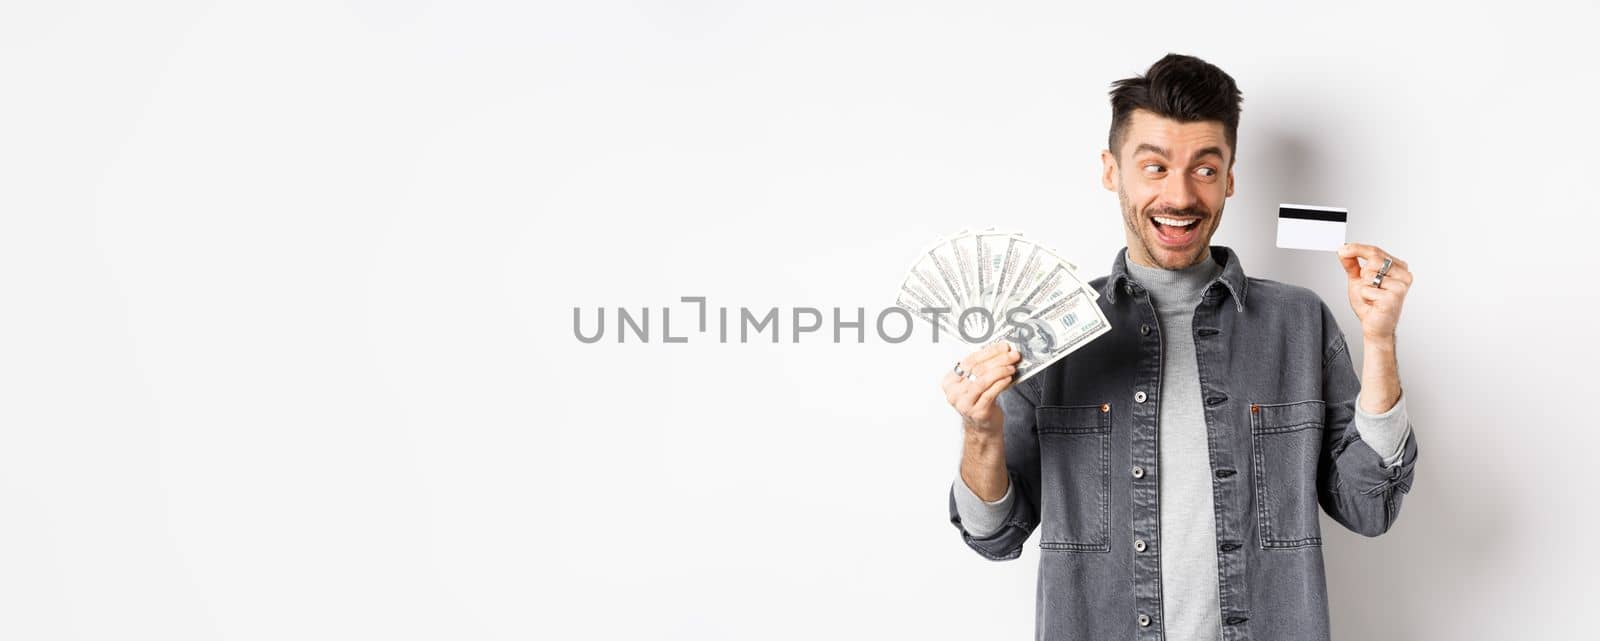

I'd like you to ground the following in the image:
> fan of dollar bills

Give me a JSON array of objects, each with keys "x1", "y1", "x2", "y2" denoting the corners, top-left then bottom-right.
[{"x1": 895, "y1": 229, "x2": 1113, "y2": 384}]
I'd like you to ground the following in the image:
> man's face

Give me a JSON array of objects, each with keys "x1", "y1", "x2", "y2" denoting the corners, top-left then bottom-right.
[{"x1": 1100, "y1": 108, "x2": 1235, "y2": 270}]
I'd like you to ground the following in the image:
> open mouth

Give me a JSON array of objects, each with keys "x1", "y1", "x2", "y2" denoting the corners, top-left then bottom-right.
[{"x1": 1149, "y1": 214, "x2": 1202, "y2": 246}]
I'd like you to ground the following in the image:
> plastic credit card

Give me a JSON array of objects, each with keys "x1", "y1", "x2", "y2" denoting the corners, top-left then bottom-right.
[{"x1": 1276, "y1": 203, "x2": 1347, "y2": 251}]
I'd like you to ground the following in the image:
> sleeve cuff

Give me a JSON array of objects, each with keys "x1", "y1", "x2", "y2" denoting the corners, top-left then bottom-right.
[
  {"x1": 1354, "y1": 390, "x2": 1411, "y2": 468},
  {"x1": 952, "y1": 473, "x2": 1014, "y2": 538}
]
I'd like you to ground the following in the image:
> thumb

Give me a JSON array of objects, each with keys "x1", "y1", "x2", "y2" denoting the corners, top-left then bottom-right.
[{"x1": 1338, "y1": 250, "x2": 1361, "y2": 279}]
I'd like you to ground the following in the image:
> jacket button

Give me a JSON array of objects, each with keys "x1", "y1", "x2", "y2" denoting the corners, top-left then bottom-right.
[
  {"x1": 1132, "y1": 466, "x2": 1145, "y2": 479},
  {"x1": 1100, "y1": 403, "x2": 1110, "y2": 413},
  {"x1": 1250, "y1": 403, "x2": 1259, "y2": 413},
  {"x1": 1134, "y1": 391, "x2": 1147, "y2": 403},
  {"x1": 1138, "y1": 614, "x2": 1151, "y2": 627},
  {"x1": 1140, "y1": 323, "x2": 1150, "y2": 335},
  {"x1": 1134, "y1": 539, "x2": 1147, "y2": 552}
]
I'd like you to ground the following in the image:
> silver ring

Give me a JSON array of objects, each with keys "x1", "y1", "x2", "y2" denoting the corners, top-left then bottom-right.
[
  {"x1": 1369, "y1": 257, "x2": 1392, "y2": 288},
  {"x1": 953, "y1": 362, "x2": 966, "y2": 378}
]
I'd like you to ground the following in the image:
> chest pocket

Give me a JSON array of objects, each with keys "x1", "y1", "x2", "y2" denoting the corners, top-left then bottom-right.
[
  {"x1": 1250, "y1": 399, "x2": 1326, "y2": 549},
  {"x1": 1034, "y1": 404, "x2": 1112, "y2": 553}
]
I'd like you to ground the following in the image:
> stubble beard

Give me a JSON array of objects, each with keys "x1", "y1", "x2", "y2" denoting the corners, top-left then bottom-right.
[{"x1": 1118, "y1": 185, "x2": 1219, "y2": 271}]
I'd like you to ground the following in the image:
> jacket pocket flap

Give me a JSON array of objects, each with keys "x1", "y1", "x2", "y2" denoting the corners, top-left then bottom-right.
[
  {"x1": 1251, "y1": 399, "x2": 1325, "y2": 434},
  {"x1": 1035, "y1": 404, "x2": 1111, "y2": 435}
]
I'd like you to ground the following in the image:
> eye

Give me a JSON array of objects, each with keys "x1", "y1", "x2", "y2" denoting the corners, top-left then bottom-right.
[
  {"x1": 1143, "y1": 164, "x2": 1165, "y2": 175},
  {"x1": 1197, "y1": 167, "x2": 1217, "y2": 177}
]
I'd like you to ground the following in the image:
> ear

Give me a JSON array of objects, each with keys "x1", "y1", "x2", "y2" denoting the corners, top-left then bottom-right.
[
  {"x1": 1225, "y1": 161, "x2": 1235, "y2": 197},
  {"x1": 1100, "y1": 149, "x2": 1118, "y2": 192}
]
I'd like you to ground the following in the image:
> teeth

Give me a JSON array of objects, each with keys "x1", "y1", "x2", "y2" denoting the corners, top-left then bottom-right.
[{"x1": 1153, "y1": 216, "x2": 1197, "y2": 227}]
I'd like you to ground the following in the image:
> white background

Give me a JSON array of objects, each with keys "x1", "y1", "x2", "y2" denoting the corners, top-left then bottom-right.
[{"x1": 3, "y1": 1, "x2": 1598, "y2": 639}]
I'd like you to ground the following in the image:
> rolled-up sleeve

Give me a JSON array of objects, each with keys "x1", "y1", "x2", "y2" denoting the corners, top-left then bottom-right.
[
  {"x1": 952, "y1": 472, "x2": 1014, "y2": 538},
  {"x1": 1354, "y1": 390, "x2": 1412, "y2": 468}
]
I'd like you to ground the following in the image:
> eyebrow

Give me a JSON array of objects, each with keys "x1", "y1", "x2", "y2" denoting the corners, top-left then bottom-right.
[{"x1": 1132, "y1": 143, "x2": 1226, "y2": 163}]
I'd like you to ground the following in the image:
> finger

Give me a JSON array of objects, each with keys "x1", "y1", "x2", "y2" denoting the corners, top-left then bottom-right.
[
  {"x1": 957, "y1": 362, "x2": 1018, "y2": 409},
  {"x1": 950, "y1": 368, "x2": 985, "y2": 410},
  {"x1": 942, "y1": 376, "x2": 966, "y2": 407},
  {"x1": 1339, "y1": 242, "x2": 1377, "y2": 265},
  {"x1": 1357, "y1": 285, "x2": 1404, "y2": 303},
  {"x1": 942, "y1": 361, "x2": 980, "y2": 401},
  {"x1": 973, "y1": 344, "x2": 1021, "y2": 374},
  {"x1": 1341, "y1": 243, "x2": 1409, "y2": 272},
  {"x1": 967, "y1": 365, "x2": 1018, "y2": 409},
  {"x1": 952, "y1": 356, "x2": 978, "y2": 383},
  {"x1": 1344, "y1": 243, "x2": 1386, "y2": 267},
  {"x1": 949, "y1": 380, "x2": 974, "y2": 414},
  {"x1": 1362, "y1": 265, "x2": 1412, "y2": 287},
  {"x1": 957, "y1": 341, "x2": 1008, "y2": 374},
  {"x1": 941, "y1": 370, "x2": 963, "y2": 393},
  {"x1": 1340, "y1": 253, "x2": 1362, "y2": 280},
  {"x1": 1364, "y1": 277, "x2": 1410, "y2": 296},
  {"x1": 963, "y1": 359, "x2": 1017, "y2": 396},
  {"x1": 949, "y1": 341, "x2": 1018, "y2": 408},
  {"x1": 1339, "y1": 242, "x2": 1383, "y2": 262},
  {"x1": 976, "y1": 360, "x2": 1017, "y2": 388},
  {"x1": 955, "y1": 354, "x2": 976, "y2": 377},
  {"x1": 1389, "y1": 253, "x2": 1409, "y2": 271},
  {"x1": 1385, "y1": 263, "x2": 1413, "y2": 284},
  {"x1": 973, "y1": 376, "x2": 1013, "y2": 410},
  {"x1": 1364, "y1": 263, "x2": 1411, "y2": 282},
  {"x1": 941, "y1": 367, "x2": 970, "y2": 401}
]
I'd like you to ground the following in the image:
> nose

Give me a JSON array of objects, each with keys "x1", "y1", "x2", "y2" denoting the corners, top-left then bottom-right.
[{"x1": 1160, "y1": 172, "x2": 1200, "y2": 213}]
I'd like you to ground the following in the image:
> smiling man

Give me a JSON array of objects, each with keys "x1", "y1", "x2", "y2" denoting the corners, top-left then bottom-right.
[{"x1": 942, "y1": 53, "x2": 1419, "y2": 640}]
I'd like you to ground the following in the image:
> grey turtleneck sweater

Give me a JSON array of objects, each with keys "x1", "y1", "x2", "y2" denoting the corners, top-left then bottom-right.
[{"x1": 953, "y1": 252, "x2": 1410, "y2": 641}]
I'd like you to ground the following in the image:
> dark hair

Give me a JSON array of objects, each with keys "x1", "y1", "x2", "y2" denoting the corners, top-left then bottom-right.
[{"x1": 1107, "y1": 53, "x2": 1243, "y2": 165}]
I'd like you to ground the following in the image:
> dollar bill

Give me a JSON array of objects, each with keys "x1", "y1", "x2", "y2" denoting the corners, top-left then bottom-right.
[
  {"x1": 896, "y1": 228, "x2": 1113, "y2": 381},
  {"x1": 999, "y1": 285, "x2": 1112, "y2": 383}
]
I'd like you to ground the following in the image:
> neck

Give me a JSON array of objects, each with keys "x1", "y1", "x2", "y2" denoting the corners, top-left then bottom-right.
[
  {"x1": 1124, "y1": 248, "x2": 1222, "y2": 310},
  {"x1": 1126, "y1": 245, "x2": 1209, "y2": 271}
]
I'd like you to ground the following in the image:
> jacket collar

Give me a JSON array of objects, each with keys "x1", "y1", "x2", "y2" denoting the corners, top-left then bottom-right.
[{"x1": 1105, "y1": 245, "x2": 1249, "y2": 312}]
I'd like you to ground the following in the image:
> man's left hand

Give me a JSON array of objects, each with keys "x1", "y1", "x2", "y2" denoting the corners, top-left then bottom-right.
[{"x1": 1338, "y1": 243, "x2": 1412, "y2": 342}]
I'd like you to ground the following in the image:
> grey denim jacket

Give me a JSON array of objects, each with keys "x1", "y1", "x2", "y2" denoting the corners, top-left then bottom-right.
[{"x1": 947, "y1": 245, "x2": 1419, "y2": 641}]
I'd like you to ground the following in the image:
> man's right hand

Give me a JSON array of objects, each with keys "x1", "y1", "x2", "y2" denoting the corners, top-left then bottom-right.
[{"x1": 942, "y1": 341, "x2": 1022, "y2": 435}]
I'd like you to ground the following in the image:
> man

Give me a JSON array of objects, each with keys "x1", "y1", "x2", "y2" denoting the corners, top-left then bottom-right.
[{"x1": 943, "y1": 53, "x2": 1418, "y2": 641}]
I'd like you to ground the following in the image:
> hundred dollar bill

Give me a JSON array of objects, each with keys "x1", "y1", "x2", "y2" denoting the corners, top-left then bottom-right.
[
  {"x1": 901, "y1": 231, "x2": 980, "y2": 340},
  {"x1": 1000, "y1": 285, "x2": 1112, "y2": 383},
  {"x1": 925, "y1": 237, "x2": 971, "y2": 315},
  {"x1": 904, "y1": 259, "x2": 957, "y2": 311},
  {"x1": 999, "y1": 240, "x2": 1099, "y2": 320},
  {"x1": 1011, "y1": 263, "x2": 1101, "y2": 327},
  {"x1": 1031, "y1": 242, "x2": 1097, "y2": 300},
  {"x1": 952, "y1": 232, "x2": 980, "y2": 308},
  {"x1": 996, "y1": 240, "x2": 1042, "y2": 314},
  {"x1": 895, "y1": 279, "x2": 960, "y2": 338},
  {"x1": 996, "y1": 241, "x2": 1054, "y2": 320},
  {"x1": 975, "y1": 230, "x2": 1023, "y2": 320},
  {"x1": 896, "y1": 227, "x2": 1112, "y2": 382},
  {"x1": 949, "y1": 232, "x2": 991, "y2": 337}
]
